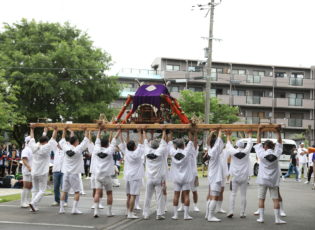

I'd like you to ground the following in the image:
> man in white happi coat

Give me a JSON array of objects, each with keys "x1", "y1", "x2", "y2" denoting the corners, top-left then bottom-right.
[
  {"x1": 28, "y1": 127, "x2": 58, "y2": 212},
  {"x1": 205, "y1": 129, "x2": 225, "y2": 222},
  {"x1": 142, "y1": 130, "x2": 168, "y2": 220},
  {"x1": 254, "y1": 128, "x2": 286, "y2": 224},
  {"x1": 119, "y1": 130, "x2": 145, "y2": 219},
  {"x1": 92, "y1": 129, "x2": 120, "y2": 218},
  {"x1": 226, "y1": 131, "x2": 253, "y2": 218},
  {"x1": 58, "y1": 129, "x2": 90, "y2": 214},
  {"x1": 169, "y1": 131, "x2": 195, "y2": 220},
  {"x1": 20, "y1": 136, "x2": 33, "y2": 208}
]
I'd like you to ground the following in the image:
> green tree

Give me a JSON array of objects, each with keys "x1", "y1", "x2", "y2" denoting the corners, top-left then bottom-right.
[
  {"x1": 0, "y1": 19, "x2": 120, "y2": 146},
  {"x1": 178, "y1": 90, "x2": 239, "y2": 124}
]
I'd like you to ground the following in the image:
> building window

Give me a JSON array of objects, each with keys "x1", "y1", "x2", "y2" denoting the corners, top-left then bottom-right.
[
  {"x1": 247, "y1": 75, "x2": 261, "y2": 83},
  {"x1": 228, "y1": 90, "x2": 245, "y2": 96},
  {"x1": 288, "y1": 98, "x2": 303, "y2": 106},
  {"x1": 171, "y1": 86, "x2": 179, "y2": 92},
  {"x1": 246, "y1": 96, "x2": 261, "y2": 104},
  {"x1": 253, "y1": 71, "x2": 265, "y2": 76},
  {"x1": 166, "y1": 64, "x2": 180, "y2": 71},
  {"x1": 275, "y1": 112, "x2": 285, "y2": 119},
  {"x1": 275, "y1": 72, "x2": 286, "y2": 78},
  {"x1": 288, "y1": 118, "x2": 302, "y2": 127},
  {"x1": 232, "y1": 69, "x2": 246, "y2": 75},
  {"x1": 289, "y1": 78, "x2": 303, "y2": 86},
  {"x1": 291, "y1": 72, "x2": 304, "y2": 78}
]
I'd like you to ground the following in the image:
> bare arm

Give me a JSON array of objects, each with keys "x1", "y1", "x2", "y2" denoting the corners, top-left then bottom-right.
[
  {"x1": 51, "y1": 127, "x2": 58, "y2": 140},
  {"x1": 193, "y1": 131, "x2": 198, "y2": 149},
  {"x1": 276, "y1": 128, "x2": 282, "y2": 144},
  {"x1": 62, "y1": 128, "x2": 67, "y2": 139},
  {"x1": 70, "y1": 130, "x2": 74, "y2": 138},
  {"x1": 96, "y1": 129, "x2": 101, "y2": 139},
  {"x1": 126, "y1": 131, "x2": 130, "y2": 143},
  {"x1": 22, "y1": 158, "x2": 31, "y2": 171},
  {"x1": 84, "y1": 129, "x2": 89, "y2": 139},
  {"x1": 162, "y1": 129, "x2": 166, "y2": 141},
  {"x1": 143, "y1": 130, "x2": 148, "y2": 140},
  {"x1": 257, "y1": 127, "x2": 262, "y2": 144},
  {"x1": 30, "y1": 128, "x2": 34, "y2": 139},
  {"x1": 138, "y1": 130, "x2": 144, "y2": 144},
  {"x1": 207, "y1": 130, "x2": 215, "y2": 147},
  {"x1": 113, "y1": 130, "x2": 121, "y2": 139},
  {"x1": 43, "y1": 127, "x2": 48, "y2": 136}
]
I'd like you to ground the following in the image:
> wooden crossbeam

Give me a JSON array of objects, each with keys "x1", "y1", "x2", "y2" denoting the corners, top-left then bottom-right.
[{"x1": 30, "y1": 123, "x2": 281, "y2": 132}]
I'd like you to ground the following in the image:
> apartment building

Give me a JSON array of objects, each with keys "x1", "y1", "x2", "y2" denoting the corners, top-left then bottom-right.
[{"x1": 115, "y1": 57, "x2": 315, "y2": 141}]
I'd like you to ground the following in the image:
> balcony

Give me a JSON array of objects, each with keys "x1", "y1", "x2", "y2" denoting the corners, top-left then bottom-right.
[
  {"x1": 275, "y1": 118, "x2": 314, "y2": 129},
  {"x1": 246, "y1": 96, "x2": 261, "y2": 104},
  {"x1": 276, "y1": 98, "x2": 313, "y2": 109},
  {"x1": 217, "y1": 94, "x2": 230, "y2": 104},
  {"x1": 289, "y1": 78, "x2": 303, "y2": 86}
]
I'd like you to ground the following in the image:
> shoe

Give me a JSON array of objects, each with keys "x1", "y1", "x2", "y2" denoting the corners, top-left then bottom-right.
[
  {"x1": 59, "y1": 208, "x2": 65, "y2": 214},
  {"x1": 253, "y1": 209, "x2": 259, "y2": 216},
  {"x1": 99, "y1": 203, "x2": 104, "y2": 209},
  {"x1": 29, "y1": 203, "x2": 36, "y2": 212},
  {"x1": 51, "y1": 202, "x2": 59, "y2": 207},
  {"x1": 143, "y1": 215, "x2": 149, "y2": 220},
  {"x1": 80, "y1": 192, "x2": 86, "y2": 195},
  {"x1": 72, "y1": 209, "x2": 83, "y2": 215},
  {"x1": 21, "y1": 203, "x2": 29, "y2": 208},
  {"x1": 257, "y1": 218, "x2": 264, "y2": 223},
  {"x1": 177, "y1": 206, "x2": 184, "y2": 212},
  {"x1": 304, "y1": 181, "x2": 310, "y2": 184},
  {"x1": 171, "y1": 215, "x2": 178, "y2": 220},
  {"x1": 281, "y1": 176, "x2": 285, "y2": 182},
  {"x1": 216, "y1": 209, "x2": 226, "y2": 214},
  {"x1": 280, "y1": 210, "x2": 287, "y2": 217},
  {"x1": 135, "y1": 205, "x2": 142, "y2": 211},
  {"x1": 184, "y1": 215, "x2": 193, "y2": 220},
  {"x1": 297, "y1": 179, "x2": 302, "y2": 182},
  {"x1": 156, "y1": 215, "x2": 165, "y2": 220},
  {"x1": 64, "y1": 203, "x2": 68, "y2": 207},
  {"x1": 208, "y1": 216, "x2": 221, "y2": 222},
  {"x1": 227, "y1": 212, "x2": 233, "y2": 218},
  {"x1": 240, "y1": 213, "x2": 246, "y2": 218},
  {"x1": 107, "y1": 211, "x2": 114, "y2": 217},
  {"x1": 275, "y1": 219, "x2": 287, "y2": 224},
  {"x1": 94, "y1": 214, "x2": 99, "y2": 218},
  {"x1": 193, "y1": 206, "x2": 200, "y2": 212},
  {"x1": 91, "y1": 204, "x2": 95, "y2": 209},
  {"x1": 127, "y1": 213, "x2": 139, "y2": 219}
]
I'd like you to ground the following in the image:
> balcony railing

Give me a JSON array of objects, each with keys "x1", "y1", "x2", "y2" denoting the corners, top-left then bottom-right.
[
  {"x1": 246, "y1": 75, "x2": 261, "y2": 84},
  {"x1": 288, "y1": 118, "x2": 303, "y2": 127},
  {"x1": 245, "y1": 117, "x2": 260, "y2": 124},
  {"x1": 288, "y1": 98, "x2": 303, "y2": 106},
  {"x1": 246, "y1": 96, "x2": 261, "y2": 104},
  {"x1": 289, "y1": 78, "x2": 303, "y2": 86}
]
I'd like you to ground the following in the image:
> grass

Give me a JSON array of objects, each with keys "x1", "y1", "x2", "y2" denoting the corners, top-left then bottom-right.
[{"x1": 0, "y1": 193, "x2": 21, "y2": 203}]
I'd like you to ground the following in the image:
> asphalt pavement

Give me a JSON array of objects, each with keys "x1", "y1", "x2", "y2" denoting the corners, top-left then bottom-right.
[{"x1": 0, "y1": 177, "x2": 314, "y2": 230}]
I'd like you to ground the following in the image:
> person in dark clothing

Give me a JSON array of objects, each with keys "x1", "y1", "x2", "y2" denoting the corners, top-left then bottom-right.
[
  {"x1": 0, "y1": 145, "x2": 7, "y2": 177},
  {"x1": 282, "y1": 147, "x2": 299, "y2": 181}
]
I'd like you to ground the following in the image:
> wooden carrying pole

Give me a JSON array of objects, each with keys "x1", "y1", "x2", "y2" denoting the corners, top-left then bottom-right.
[{"x1": 30, "y1": 123, "x2": 281, "y2": 132}]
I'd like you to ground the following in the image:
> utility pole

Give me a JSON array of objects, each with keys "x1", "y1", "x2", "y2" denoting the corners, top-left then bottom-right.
[
  {"x1": 271, "y1": 66, "x2": 275, "y2": 123},
  {"x1": 193, "y1": 0, "x2": 222, "y2": 124}
]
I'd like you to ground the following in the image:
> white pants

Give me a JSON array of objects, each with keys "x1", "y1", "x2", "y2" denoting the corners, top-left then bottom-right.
[
  {"x1": 143, "y1": 179, "x2": 164, "y2": 216},
  {"x1": 229, "y1": 178, "x2": 248, "y2": 214},
  {"x1": 31, "y1": 174, "x2": 48, "y2": 205},
  {"x1": 298, "y1": 163, "x2": 308, "y2": 179}
]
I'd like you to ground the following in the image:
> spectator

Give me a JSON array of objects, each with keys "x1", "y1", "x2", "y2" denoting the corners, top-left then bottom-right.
[
  {"x1": 297, "y1": 143, "x2": 308, "y2": 181},
  {"x1": 282, "y1": 147, "x2": 299, "y2": 181},
  {"x1": 83, "y1": 150, "x2": 91, "y2": 178},
  {"x1": 113, "y1": 147, "x2": 123, "y2": 175},
  {"x1": 0, "y1": 145, "x2": 7, "y2": 177}
]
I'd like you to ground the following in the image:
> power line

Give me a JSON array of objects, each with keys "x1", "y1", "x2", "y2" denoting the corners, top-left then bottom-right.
[{"x1": 0, "y1": 66, "x2": 106, "y2": 71}]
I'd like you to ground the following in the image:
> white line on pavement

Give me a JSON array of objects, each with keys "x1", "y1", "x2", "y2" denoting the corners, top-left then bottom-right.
[{"x1": 0, "y1": 221, "x2": 95, "y2": 229}]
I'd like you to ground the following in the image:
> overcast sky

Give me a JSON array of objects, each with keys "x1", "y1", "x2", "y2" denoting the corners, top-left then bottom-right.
[{"x1": 1, "y1": 0, "x2": 314, "y2": 73}]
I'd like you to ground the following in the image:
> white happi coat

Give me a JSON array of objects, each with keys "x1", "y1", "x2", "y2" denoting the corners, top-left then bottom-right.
[
  {"x1": 59, "y1": 137, "x2": 89, "y2": 175},
  {"x1": 207, "y1": 137, "x2": 225, "y2": 185},
  {"x1": 169, "y1": 141, "x2": 194, "y2": 185},
  {"x1": 254, "y1": 142, "x2": 283, "y2": 187},
  {"x1": 29, "y1": 138, "x2": 57, "y2": 176},
  {"x1": 93, "y1": 138, "x2": 116, "y2": 179},
  {"x1": 21, "y1": 145, "x2": 33, "y2": 176},
  {"x1": 144, "y1": 139, "x2": 168, "y2": 181},
  {"x1": 119, "y1": 142, "x2": 145, "y2": 181},
  {"x1": 226, "y1": 139, "x2": 253, "y2": 183}
]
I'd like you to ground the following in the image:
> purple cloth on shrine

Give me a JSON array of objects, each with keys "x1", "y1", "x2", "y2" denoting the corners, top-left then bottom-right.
[{"x1": 132, "y1": 84, "x2": 170, "y2": 112}]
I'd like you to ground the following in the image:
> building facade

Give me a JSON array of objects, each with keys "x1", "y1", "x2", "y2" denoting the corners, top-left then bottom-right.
[{"x1": 114, "y1": 57, "x2": 315, "y2": 142}]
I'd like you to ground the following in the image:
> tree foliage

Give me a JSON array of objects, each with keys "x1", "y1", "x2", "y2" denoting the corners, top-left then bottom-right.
[
  {"x1": 0, "y1": 19, "x2": 120, "y2": 145},
  {"x1": 178, "y1": 90, "x2": 239, "y2": 124}
]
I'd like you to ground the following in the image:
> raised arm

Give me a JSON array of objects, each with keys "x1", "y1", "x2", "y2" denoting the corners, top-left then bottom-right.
[
  {"x1": 244, "y1": 131, "x2": 253, "y2": 153},
  {"x1": 30, "y1": 128, "x2": 34, "y2": 139},
  {"x1": 256, "y1": 127, "x2": 262, "y2": 144},
  {"x1": 138, "y1": 129, "x2": 144, "y2": 144},
  {"x1": 276, "y1": 128, "x2": 282, "y2": 144},
  {"x1": 43, "y1": 127, "x2": 48, "y2": 136},
  {"x1": 51, "y1": 127, "x2": 58, "y2": 140},
  {"x1": 207, "y1": 130, "x2": 216, "y2": 147}
]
